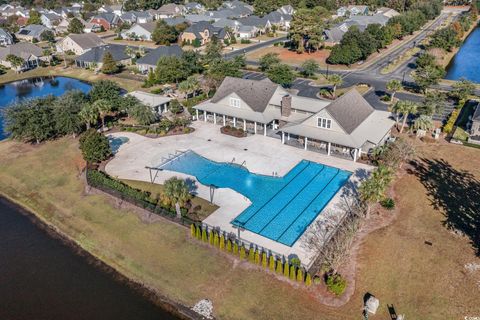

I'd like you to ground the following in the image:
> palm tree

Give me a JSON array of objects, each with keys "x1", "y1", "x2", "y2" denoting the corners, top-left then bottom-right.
[
  {"x1": 413, "y1": 115, "x2": 434, "y2": 131},
  {"x1": 359, "y1": 165, "x2": 392, "y2": 215},
  {"x1": 386, "y1": 79, "x2": 402, "y2": 102},
  {"x1": 92, "y1": 99, "x2": 113, "y2": 131},
  {"x1": 79, "y1": 103, "x2": 99, "y2": 130},
  {"x1": 178, "y1": 75, "x2": 199, "y2": 98},
  {"x1": 392, "y1": 100, "x2": 418, "y2": 133},
  {"x1": 162, "y1": 177, "x2": 192, "y2": 218},
  {"x1": 328, "y1": 74, "x2": 343, "y2": 98},
  {"x1": 129, "y1": 103, "x2": 157, "y2": 125}
]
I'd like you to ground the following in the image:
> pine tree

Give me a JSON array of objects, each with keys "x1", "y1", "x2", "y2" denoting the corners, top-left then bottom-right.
[
  {"x1": 202, "y1": 228, "x2": 208, "y2": 242},
  {"x1": 226, "y1": 239, "x2": 232, "y2": 253},
  {"x1": 101, "y1": 52, "x2": 119, "y2": 74},
  {"x1": 254, "y1": 250, "x2": 260, "y2": 264},
  {"x1": 196, "y1": 225, "x2": 201, "y2": 240},
  {"x1": 283, "y1": 263, "x2": 290, "y2": 278},
  {"x1": 240, "y1": 245, "x2": 246, "y2": 260},
  {"x1": 214, "y1": 232, "x2": 219, "y2": 247},
  {"x1": 297, "y1": 269, "x2": 304, "y2": 282},
  {"x1": 248, "y1": 248, "x2": 255, "y2": 263},
  {"x1": 233, "y1": 242, "x2": 239, "y2": 255},
  {"x1": 209, "y1": 231, "x2": 214, "y2": 245},
  {"x1": 190, "y1": 224, "x2": 196, "y2": 237},
  {"x1": 289, "y1": 265, "x2": 296, "y2": 281},
  {"x1": 219, "y1": 234, "x2": 225, "y2": 250},
  {"x1": 262, "y1": 252, "x2": 268, "y2": 268},
  {"x1": 305, "y1": 273, "x2": 312, "y2": 286},
  {"x1": 276, "y1": 259, "x2": 283, "y2": 274},
  {"x1": 269, "y1": 255, "x2": 275, "y2": 271}
]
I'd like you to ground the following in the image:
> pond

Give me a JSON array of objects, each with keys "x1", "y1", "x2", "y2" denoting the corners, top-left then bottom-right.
[
  {"x1": 445, "y1": 26, "x2": 480, "y2": 83},
  {"x1": 0, "y1": 76, "x2": 92, "y2": 140}
]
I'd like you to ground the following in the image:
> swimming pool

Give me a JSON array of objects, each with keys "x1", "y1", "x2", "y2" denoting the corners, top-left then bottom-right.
[{"x1": 160, "y1": 151, "x2": 351, "y2": 246}]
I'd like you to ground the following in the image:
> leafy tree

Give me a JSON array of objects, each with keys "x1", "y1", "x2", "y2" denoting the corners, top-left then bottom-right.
[
  {"x1": 101, "y1": 52, "x2": 119, "y2": 74},
  {"x1": 89, "y1": 80, "x2": 122, "y2": 102},
  {"x1": 5, "y1": 54, "x2": 25, "y2": 71},
  {"x1": 161, "y1": 177, "x2": 191, "y2": 217},
  {"x1": 327, "y1": 43, "x2": 362, "y2": 65},
  {"x1": 289, "y1": 265, "x2": 296, "y2": 280},
  {"x1": 259, "y1": 52, "x2": 280, "y2": 72},
  {"x1": 214, "y1": 232, "x2": 220, "y2": 247},
  {"x1": 203, "y1": 36, "x2": 223, "y2": 64},
  {"x1": 128, "y1": 102, "x2": 157, "y2": 125},
  {"x1": 359, "y1": 164, "x2": 393, "y2": 214},
  {"x1": 27, "y1": 10, "x2": 42, "y2": 25},
  {"x1": 416, "y1": 53, "x2": 436, "y2": 69},
  {"x1": 181, "y1": 50, "x2": 203, "y2": 75},
  {"x1": 53, "y1": 91, "x2": 85, "y2": 137},
  {"x1": 450, "y1": 78, "x2": 475, "y2": 101},
  {"x1": 289, "y1": 7, "x2": 328, "y2": 53},
  {"x1": 419, "y1": 90, "x2": 446, "y2": 116},
  {"x1": 386, "y1": 79, "x2": 402, "y2": 102},
  {"x1": 392, "y1": 100, "x2": 418, "y2": 133},
  {"x1": 68, "y1": 17, "x2": 85, "y2": 34},
  {"x1": 79, "y1": 129, "x2": 111, "y2": 163},
  {"x1": 300, "y1": 59, "x2": 319, "y2": 77},
  {"x1": 412, "y1": 64, "x2": 445, "y2": 93},
  {"x1": 155, "y1": 56, "x2": 188, "y2": 84},
  {"x1": 205, "y1": 59, "x2": 243, "y2": 93},
  {"x1": 266, "y1": 63, "x2": 295, "y2": 87},
  {"x1": 328, "y1": 74, "x2": 343, "y2": 98},
  {"x1": 40, "y1": 30, "x2": 55, "y2": 43},
  {"x1": 196, "y1": 225, "x2": 201, "y2": 240},
  {"x1": 152, "y1": 20, "x2": 178, "y2": 45},
  {"x1": 413, "y1": 114, "x2": 434, "y2": 131},
  {"x1": 79, "y1": 103, "x2": 99, "y2": 129},
  {"x1": 178, "y1": 75, "x2": 200, "y2": 98},
  {"x1": 248, "y1": 247, "x2": 255, "y2": 262},
  {"x1": 254, "y1": 250, "x2": 260, "y2": 264},
  {"x1": 429, "y1": 26, "x2": 461, "y2": 52},
  {"x1": 92, "y1": 99, "x2": 113, "y2": 131},
  {"x1": 262, "y1": 252, "x2": 267, "y2": 268}
]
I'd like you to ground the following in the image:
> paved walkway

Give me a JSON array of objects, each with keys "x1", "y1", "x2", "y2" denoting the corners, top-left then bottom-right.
[{"x1": 105, "y1": 122, "x2": 372, "y2": 268}]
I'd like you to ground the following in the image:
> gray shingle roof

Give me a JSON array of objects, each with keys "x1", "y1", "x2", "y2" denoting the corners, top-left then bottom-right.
[
  {"x1": 163, "y1": 17, "x2": 187, "y2": 26},
  {"x1": 0, "y1": 43, "x2": 44, "y2": 61},
  {"x1": 238, "y1": 15, "x2": 268, "y2": 27},
  {"x1": 16, "y1": 24, "x2": 50, "y2": 38},
  {"x1": 136, "y1": 44, "x2": 183, "y2": 67},
  {"x1": 472, "y1": 101, "x2": 480, "y2": 121},
  {"x1": 75, "y1": 44, "x2": 130, "y2": 63},
  {"x1": 211, "y1": 76, "x2": 278, "y2": 112},
  {"x1": 66, "y1": 33, "x2": 105, "y2": 50},
  {"x1": 325, "y1": 89, "x2": 374, "y2": 134}
]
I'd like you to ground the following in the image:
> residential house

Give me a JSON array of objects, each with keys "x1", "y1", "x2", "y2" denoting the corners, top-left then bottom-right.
[
  {"x1": 136, "y1": 44, "x2": 183, "y2": 73},
  {"x1": 184, "y1": 14, "x2": 213, "y2": 24},
  {"x1": 121, "y1": 22, "x2": 156, "y2": 41},
  {"x1": 468, "y1": 101, "x2": 480, "y2": 144},
  {"x1": 277, "y1": 5, "x2": 294, "y2": 15},
  {"x1": 194, "y1": 77, "x2": 394, "y2": 161},
  {"x1": 79, "y1": 18, "x2": 102, "y2": 33},
  {"x1": 222, "y1": 0, "x2": 253, "y2": 16},
  {"x1": 163, "y1": 17, "x2": 188, "y2": 27},
  {"x1": 89, "y1": 13, "x2": 122, "y2": 30},
  {"x1": 180, "y1": 21, "x2": 230, "y2": 46},
  {"x1": 74, "y1": 44, "x2": 132, "y2": 69},
  {"x1": 41, "y1": 12, "x2": 62, "y2": 29},
  {"x1": 213, "y1": 18, "x2": 241, "y2": 33},
  {"x1": 0, "y1": 42, "x2": 49, "y2": 71},
  {"x1": 120, "y1": 11, "x2": 154, "y2": 24},
  {"x1": 56, "y1": 33, "x2": 105, "y2": 55},
  {"x1": 237, "y1": 25, "x2": 257, "y2": 39},
  {"x1": 264, "y1": 11, "x2": 292, "y2": 30},
  {"x1": 56, "y1": 18, "x2": 70, "y2": 33},
  {"x1": 376, "y1": 7, "x2": 400, "y2": 18},
  {"x1": 155, "y1": 4, "x2": 186, "y2": 19},
  {"x1": 238, "y1": 16, "x2": 271, "y2": 33},
  {"x1": 337, "y1": 5, "x2": 369, "y2": 17},
  {"x1": 16, "y1": 24, "x2": 51, "y2": 42},
  {"x1": 0, "y1": 28, "x2": 14, "y2": 46},
  {"x1": 16, "y1": 16, "x2": 28, "y2": 27},
  {"x1": 127, "y1": 91, "x2": 172, "y2": 114},
  {"x1": 98, "y1": 5, "x2": 123, "y2": 16},
  {"x1": 185, "y1": 2, "x2": 206, "y2": 14}
]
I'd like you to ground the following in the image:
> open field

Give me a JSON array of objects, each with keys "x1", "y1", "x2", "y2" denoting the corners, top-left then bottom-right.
[{"x1": 0, "y1": 136, "x2": 479, "y2": 319}]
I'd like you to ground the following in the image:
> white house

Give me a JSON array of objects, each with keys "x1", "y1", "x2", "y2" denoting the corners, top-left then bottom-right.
[
  {"x1": 56, "y1": 33, "x2": 105, "y2": 55},
  {"x1": 127, "y1": 91, "x2": 172, "y2": 114},
  {"x1": 121, "y1": 22, "x2": 156, "y2": 41},
  {"x1": 0, "y1": 28, "x2": 13, "y2": 46}
]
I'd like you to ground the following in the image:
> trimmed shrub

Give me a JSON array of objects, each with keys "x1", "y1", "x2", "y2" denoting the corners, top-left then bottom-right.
[
  {"x1": 233, "y1": 242, "x2": 239, "y2": 255},
  {"x1": 305, "y1": 273, "x2": 312, "y2": 286},
  {"x1": 313, "y1": 276, "x2": 322, "y2": 285},
  {"x1": 240, "y1": 245, "x2": 246, "y2": 260},
  {"x1": 380, "y1": 197, "x2": 395, "y2": 210},
  {"x1": 219, "y1": 235, "x2": 225, "y2": 250},
  {"x1": 190, "y1": 224, "x2": 195, "y2": 237},
  {"x1": 248, "y1": 248, "x2": 255, "y2": 263},
  {"x1": 209, "y1": 231, "x2": 214, "y2": 245},
  {"x1": 326, "y1": 274, "x2": 347, "y2": 296},
  {"x1": 276, "y1": 259, "x2": 283, "y2": 274},
  {"x1": 290, "y1": 257, "x2": 301, "y2": 268},
  {"x1": 443, "y1": 108, "x2": 460, "y2": 134},
  {"x1": 262, "y1": 252, "x2": 267, "y2": 268},
  {"x1": 296, "y1": 269, "x2": 304, "y2": 282},
  {"x1": 202, "y1": 228, "x2": 208, "y2": 242},
  {"x1": 196, "y1": 225, "x2": 201, "y2": 240},
  {"x1": 283, "y1": 263, "x2": 290, "y2": 278},
  {"x1": 227, "y1": 239, "x2": 232, "y2": 253},
  {"x1": 214, "y1": 232, "x2": 219, "y2": 247},
  {"x1": 254, "y1": 250, "x2": 260, "y2": 264},
  {"x1": 289, "y1": 265, "x2": 296, "y2": 281},
  {"x1": 269, "y1": 255, "x2": 275, "y2": 271}
]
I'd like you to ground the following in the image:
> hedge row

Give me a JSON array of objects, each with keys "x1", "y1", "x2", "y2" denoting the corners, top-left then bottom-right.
[
  {"x1": 191, "y1": 224, "x2": 312, "y2": 286},
  {"x1": 443, "y1": 108, "x2": 460, "y2": 134}
]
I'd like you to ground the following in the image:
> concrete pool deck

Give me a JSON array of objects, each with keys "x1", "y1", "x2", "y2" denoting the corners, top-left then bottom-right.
[{"x1": 105, "y1": 121, "x2": 373, "y2": 268}]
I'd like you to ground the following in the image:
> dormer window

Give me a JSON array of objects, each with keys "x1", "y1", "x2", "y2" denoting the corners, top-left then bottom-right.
[
  {"x1": 317, "y1": 117, "x2": 332, "y2": 129},
  {"x1": 230, "y1": 97, "x2": 240, "y2": 108}
]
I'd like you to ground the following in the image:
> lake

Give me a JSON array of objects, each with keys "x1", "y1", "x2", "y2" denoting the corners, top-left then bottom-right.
[
  {"x1": 445, "y1": 26, "x2": 480, "y2": 83},
  {"x1": 0, "y1": 76, "x2": 92, "y2": 140},
  {"x1": 0, "y1": 197, "x2": 179, "y2": 320}
]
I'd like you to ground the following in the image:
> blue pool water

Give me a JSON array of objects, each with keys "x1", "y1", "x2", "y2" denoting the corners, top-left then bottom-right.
[
  {"x1": 109, "y1": 136, "x2": 129, "y2": 154},
  {"x1": 0, "y1": 76, "x2": 92, "y2": 140},
  {"x1": 161, "y1": 151, "x2": 351, "y2": 246}
]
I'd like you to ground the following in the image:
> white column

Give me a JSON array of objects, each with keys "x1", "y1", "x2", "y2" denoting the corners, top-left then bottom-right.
[
  {"x1": 214, "y1": 113, "x2": 217, "y2": 124},
  {"x1": 353, "y1": 148, "x2": 358, "y2": 162},
  {"x1": 164, "y1": 104, "x2": 168, "y2": 113},
  {"x1": 271, "y1": 121, "x2": 275, "y2": 129},
  {"x1": 204, "y1": 111, "x2": 207, "y2": 122},
  {"x1": 304, "y1": 137, "x2": 308, "y2": 150},
  {"x1": 243, "y1": 119, "x2": 246, "y2": 131},
  {"x1": 287, "y1": 133, "x2": 290, "y2": 141},
  {"x1": 282, "y1": 132, "x2": 285, "y2": 144},
  {"x1": 196, "y1": 109, "x2": 199, "y2": 120},
  {"x1": 264, "y1": 123, "x2": 267, "y2": 136},
  {"x1": 327, "y1": 142, "x2": 331, "y2": 156},
  {"x1": 254, "y1": 122, "x2": 257, "y2": 134},
  {"x1": 223, "y1": 115, "x2": 226, "y2": 126},
  {"x1": 233, "y1": 117, "x2": 236, "y2": 127}
]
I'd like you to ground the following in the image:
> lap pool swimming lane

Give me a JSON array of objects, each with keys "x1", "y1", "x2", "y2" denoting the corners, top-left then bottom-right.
[{"x1": 160, "y1": 151, "x2": 351, "y2": 246}]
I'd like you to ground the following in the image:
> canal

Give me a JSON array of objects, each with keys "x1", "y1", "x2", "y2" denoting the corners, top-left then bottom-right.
[{"x1": 445, "y1": 25, "x2": 480, "y2": 83}]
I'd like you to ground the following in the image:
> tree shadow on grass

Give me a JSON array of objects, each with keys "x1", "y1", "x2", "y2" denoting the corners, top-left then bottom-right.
[{"x1": 410, "y1": 158, "x2": 480, "y2": 256}]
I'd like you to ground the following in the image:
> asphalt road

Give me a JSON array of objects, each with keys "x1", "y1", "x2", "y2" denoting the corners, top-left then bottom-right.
[{"x1": 224, "y1": 36, "x2": 287, "y2": 60}]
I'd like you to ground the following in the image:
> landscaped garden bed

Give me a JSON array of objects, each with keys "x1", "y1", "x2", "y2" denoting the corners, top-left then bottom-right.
[{"x1": 220, "y1": 125, "x2": 246, "y2": 138}]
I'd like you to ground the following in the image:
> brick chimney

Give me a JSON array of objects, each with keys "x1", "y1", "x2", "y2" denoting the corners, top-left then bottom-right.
[{"x1": 281, "y1": 94, "x2": 292, "y2": 117}]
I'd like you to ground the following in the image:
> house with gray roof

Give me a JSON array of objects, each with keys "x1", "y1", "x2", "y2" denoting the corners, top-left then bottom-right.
[
  {"x1": 324, "y1": 13, "x2": 392, "y2": 44},
  {"x1": 0, "y1": 42, "x2": 49, "y2": 71},
  {"x1": 163, "y1": 17, "x2": 188, "y2": 26},
  {"x1": 56, "y1": 33, "x2": 105, "y2": 55},
  {"x1": 194, "y1": 77, "x2": 394, "y2": 161},
  {"x1": 180, "y1": 21, "x2": 230, "y2": 46},
  {"x1": 155, "y1": 4, "x2": 186, "y2": 19},
  {"x1": 238, "y1": 16, "x2": 270, "y2": 32},
  {"x1": 121, "y1": 22, "x2": 156, "y2": 40},
  {"x1": 16, "y1": 24, "x2": 52, "y2": 42},
  {"x1": 121, "y1": 11, "x2": 154, "y2": 24},
  {"x1": 127, "y1": 91, "x2": 172, "y2": 114},
  {"x1": 264, "y1": 11, "x2": 292, "y2": 30},
  {"x1": 74, "y1": 44, "x2": 132, "y2": 69},
  {"x1": 337, "y1": 5, "x2": 369, "y2": 17},
  {"x1": 41, "y1": 12, "x2": 62, "y2": 29},
  {"x1": 185, "y1": 2, "x2": 206, "y2": 14},
  {"x1": 136, "y1": 44, "x2": 183, "y2": 73},
  {"x1": 0, "y1": 28, "x2": 13, "y2": 46}
]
